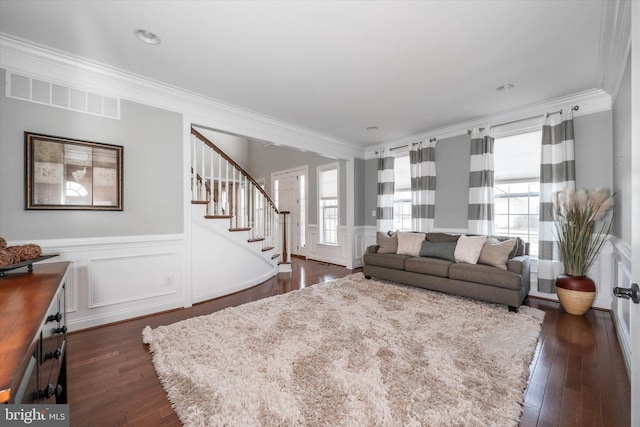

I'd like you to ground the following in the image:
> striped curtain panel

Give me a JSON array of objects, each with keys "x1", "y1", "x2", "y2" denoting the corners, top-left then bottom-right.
[
  {"x1": 376, "y1": 149, "x2": 395, "y2": 232},
  {"x1": 467, "y1": 127, "x2": 495, "y2": 235},
  {"x1": 410, "y1": 140, "x2": 437, "y2": 232},
  {"x1": 538, "y1": 107, "x2": 576, "y2": 293}
]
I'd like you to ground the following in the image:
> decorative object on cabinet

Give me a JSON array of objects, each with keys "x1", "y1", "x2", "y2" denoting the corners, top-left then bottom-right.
[
  {"x1": 25, "y1": 132, "x2": 123, "y2": 210},
  {"x1": 0, "y1": 254, "x2": 59, "y2": 277},
  {"x1": 0, "y1": 238, "x2": 57, "y2": 276}
]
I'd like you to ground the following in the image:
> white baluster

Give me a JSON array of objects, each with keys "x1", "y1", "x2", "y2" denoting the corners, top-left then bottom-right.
[
  {"x1": 217, "y1": 155, "x2": 222, "y2": 215},
  {"x1": 249, "y1": 182, "x2": 253, "y2": 238},
  {"x1": 191, "y1": 135, "x2": 196, "y2": 198},
  {"x1": 209, "y1": 148, "x2": 214, "y2": 213},
  {"x1": 200, "y1": 142, "x2": 205, "y2": 201}
]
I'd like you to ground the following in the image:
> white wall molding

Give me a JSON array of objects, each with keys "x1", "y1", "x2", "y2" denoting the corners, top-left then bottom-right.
[
  {"x1": 8, "y1": 233, "x2": 185, "y2": 251},
  {"x1": 365, "y1": 89, "x2": 612, "y2": 159},
  {"x1": 0, "y1": 33, "x2": 362, "y2": 160},
  {"x1": 597, "y1": 0, "x2": 632, "y2": 104}
]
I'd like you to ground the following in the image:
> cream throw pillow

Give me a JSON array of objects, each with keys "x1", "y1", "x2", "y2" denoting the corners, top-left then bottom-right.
[
  {"x1": 396, "y1": 232, "x2": 426, "y2": 256},
  {"x1": 478, "y1": 238, "x2": 517, "y2": 270},
  {"x1": 454, "y1": 235, "x2": 487, "y2": 264}
]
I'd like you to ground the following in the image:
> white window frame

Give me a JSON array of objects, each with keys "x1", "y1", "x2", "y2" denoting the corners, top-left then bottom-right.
[
  {"x1": 317, "y1": 162, "x2": 339, "y2": 245},
  {"x1": 392, "y1": 154, "x2": 412, "y2": 231},
  {"x1": 493, "y1": 128, "x2": 542, "y2": 258},
  {"x1": 494, "y1": 181, "x2": 540, "y2": 257}
]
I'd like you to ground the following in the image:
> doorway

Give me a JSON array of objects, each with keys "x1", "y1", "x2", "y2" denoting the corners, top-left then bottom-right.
[{"x1": 272, "y1": 166, "x2": 307, "y2": 258}]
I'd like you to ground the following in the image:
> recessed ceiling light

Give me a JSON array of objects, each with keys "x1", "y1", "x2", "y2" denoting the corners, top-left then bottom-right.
[
  {"x1": 134, "y1": 29, "x2": 160, "y2": 45},
  {"x1": 496, "y1": 83, "x2": 516, "y2": 92},
  {"x1": 366, "y1": 126, "x2": 379, "y2": 131}
]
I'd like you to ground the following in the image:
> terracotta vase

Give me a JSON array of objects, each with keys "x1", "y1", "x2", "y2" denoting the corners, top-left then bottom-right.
[{"x1": 555, "y1": 274, "x2": 596, "y2": 315}]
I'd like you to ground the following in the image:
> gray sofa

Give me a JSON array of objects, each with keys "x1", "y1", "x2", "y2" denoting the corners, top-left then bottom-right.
[{"x1": 362, "y1": 232, "x2": 531, "y2": 312}]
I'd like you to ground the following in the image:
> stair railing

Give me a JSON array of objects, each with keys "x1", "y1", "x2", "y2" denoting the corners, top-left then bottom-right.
[{"x1": 191, "y1": 128, "x2": 288, "y2": 261}]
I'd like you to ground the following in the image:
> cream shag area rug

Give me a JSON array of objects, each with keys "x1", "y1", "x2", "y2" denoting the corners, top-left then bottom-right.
[{"x1": 143, "y1": 273, "x2": 544, "y2": 427}]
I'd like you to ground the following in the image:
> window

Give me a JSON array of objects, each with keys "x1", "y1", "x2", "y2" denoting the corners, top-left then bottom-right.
[
  {"x1": 392, "y1": 155, "x2": 412, "y2": 231},
  {"x1": 318, "y1": 163, "x2": 338, "y2": 244},
  {"x1": 493, "y1": 130, "x2": 541, "y2": 256}
]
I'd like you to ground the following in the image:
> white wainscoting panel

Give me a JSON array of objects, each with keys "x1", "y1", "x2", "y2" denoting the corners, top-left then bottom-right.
[
  {"x1": 612, "y1": 237, "x2": 632, "y2": 377},
  {"x1": 307, "y1": 224, "x2": 349, "y2": 267},
  {"x1": 88, "y1": 253, "x2": 177, "y2": 308},
  {"x1": 13, "y1": 234, "x2": 186, "y2": 331},
  {"x1": 351, "y1": 226, "x2": 371, "y2": 268},
  {"x1": 590, "y1": 239, "x2": 616, "y2": 310}
]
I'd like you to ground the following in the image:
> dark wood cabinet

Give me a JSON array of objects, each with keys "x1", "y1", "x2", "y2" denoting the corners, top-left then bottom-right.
[{"x1": 0, "y1": 262, "x2": 69, "y2": 404}]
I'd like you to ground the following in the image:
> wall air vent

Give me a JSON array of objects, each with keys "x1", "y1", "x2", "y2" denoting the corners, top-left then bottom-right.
[{"x1": 5, "y1": 71, "x2": 120, "y2": 120}]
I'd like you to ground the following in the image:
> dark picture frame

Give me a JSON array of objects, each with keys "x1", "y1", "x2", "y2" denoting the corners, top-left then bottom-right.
[{"x1": 25, "y1": 132, "x2": 123, "y2": 210}]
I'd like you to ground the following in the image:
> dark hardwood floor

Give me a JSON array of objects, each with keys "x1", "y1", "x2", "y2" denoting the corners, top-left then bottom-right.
[{"x1": 66, "y1": 258, "x2": 630, "y2": 426}]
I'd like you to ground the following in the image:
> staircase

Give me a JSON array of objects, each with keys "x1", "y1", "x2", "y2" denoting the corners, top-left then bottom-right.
[{"x1": 190, "y1": 128, "x2": 291, "y2": 303}]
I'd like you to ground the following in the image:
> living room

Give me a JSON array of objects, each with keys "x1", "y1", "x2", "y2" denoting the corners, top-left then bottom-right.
[{"x1": 0, "y1": 0, "x2": 637, "y2": 425}]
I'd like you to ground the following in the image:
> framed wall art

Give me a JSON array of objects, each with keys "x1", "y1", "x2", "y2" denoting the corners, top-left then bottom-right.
[{"x1": 25, "y1": 132, "x2": 123, "y2": 210}]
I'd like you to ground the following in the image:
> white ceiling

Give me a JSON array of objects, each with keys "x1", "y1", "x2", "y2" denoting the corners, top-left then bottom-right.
[{"x1": 0, "y1": 1, "x2": 607, "y2": 148}]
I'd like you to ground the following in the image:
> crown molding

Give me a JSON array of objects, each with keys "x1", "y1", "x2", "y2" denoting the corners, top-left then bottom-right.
[
  {"x1": 364, "y1": 88, "x2": 612, "y2": 160},
  {"x1": 596, "y1": 0, "x2": 631, "y2": 104},
  {"x1": 0, "y1": 33, "x2": 362, "y2": 160}
]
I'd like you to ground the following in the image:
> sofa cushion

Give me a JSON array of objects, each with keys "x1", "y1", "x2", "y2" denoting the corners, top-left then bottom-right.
[
  {"x1": 376, "y1": 232, "x2": 398, "y2": 254},
  {"x1": 449, "y1": 263, "x2": 523, "y2": 290},
  {"x1": 396, "y1": 232, "x2": 426, "y2": 256},
  {"x1": 362, "y1": 253, "x2": 412, "y2": 270},
  {"x1": 405, "y1": 257, "x2": 453, "y2": 278},
  {"x1": 512, "y1": 237, "x2": 526, "y2": 256},
  {"x1": 491, "y1": 235, "x2": 526, "y2": 257},
  {"x1": 419, "y1": 241, "x2": 456, "y2": 261},
  {"x1": 426, "y1": 232, "x2": 460, "y2": 243},
  {"x1": 454, "y1": 235, "x2": 487, "y2": 264},
  {"x1": 478, "y1": 238, "x2": 516, "y2": 270}
]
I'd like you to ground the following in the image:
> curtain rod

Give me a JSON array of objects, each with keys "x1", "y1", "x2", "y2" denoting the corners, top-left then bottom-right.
[
  {"x1": 466, "y1": 105, "x2": 580, "y2": 134},
  {"x1": 375, "y1": 137, "x2": 437, "y2": 155}
]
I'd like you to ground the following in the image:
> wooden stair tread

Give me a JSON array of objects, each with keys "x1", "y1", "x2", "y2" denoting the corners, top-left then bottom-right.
[
  {"x1": 191, "y1": 200, "x2": 209, "y2": 204},
  {"x1": 248, "y1": 238, "x2": 265, "y2": 243},
  {"x1": 204, "y1": 215, "x2": 232, "y2": 219},
  {"x1": 229, "y1": 227, "x2": 252, "y2": 232},
  {"x1": 262, "y1": 246, "x2": 274, "y2": 252}
]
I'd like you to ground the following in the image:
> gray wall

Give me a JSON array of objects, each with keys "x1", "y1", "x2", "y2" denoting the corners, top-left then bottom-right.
[
  {"x1": 364, "y1": 158, "x2": 378, "y2": 226},
  {"x1": 574, "y1": 111, "x2": 614, "y2": 192},
  {"x1": 612, "y1": 55, "x2": 632, "y2": 243},
  {"x1": 353, "y1": 157, "x2": 366, "y2": 226},
  {"x1": 363, "y1": 110, "x2": 615, "y2": 231},
  {"x1": 0, "y1": 69, "x2": 184, "y2": 240},
  {"x1": 432, "y1": 134, "x2": 471, "y2": 229},
  {"x1": 247, "y1": 142, "x2": 348, "y2": 226}
]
